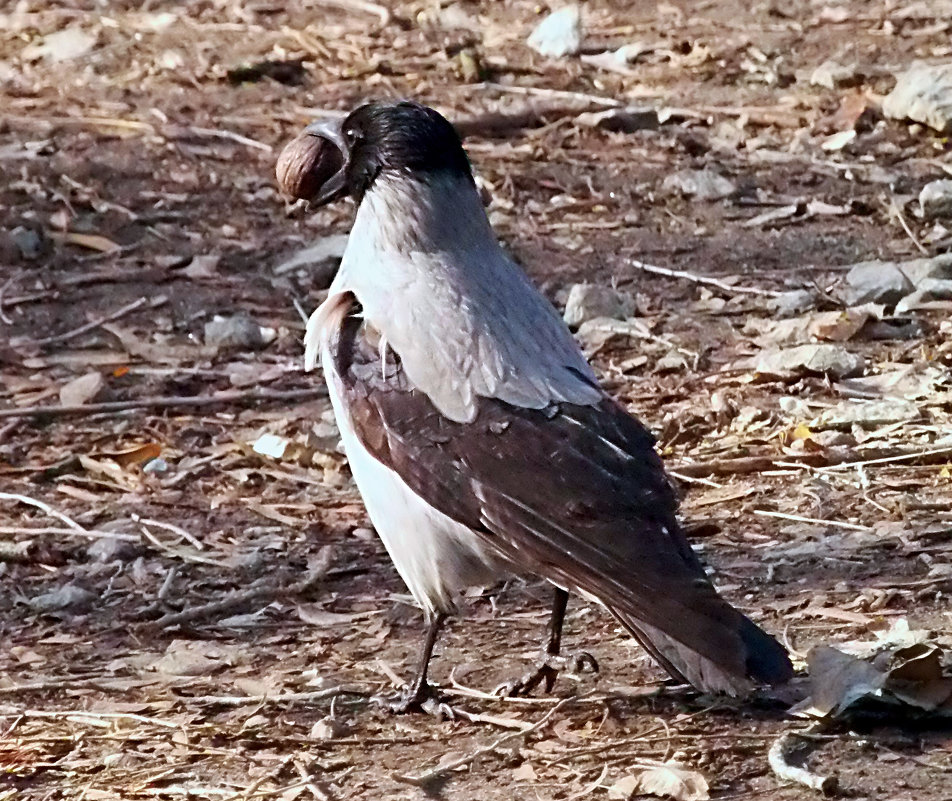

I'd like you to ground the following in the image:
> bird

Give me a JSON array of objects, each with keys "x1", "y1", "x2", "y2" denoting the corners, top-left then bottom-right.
[{"x1": 293, "y1": 100, "x2": 793, "y2": 712}]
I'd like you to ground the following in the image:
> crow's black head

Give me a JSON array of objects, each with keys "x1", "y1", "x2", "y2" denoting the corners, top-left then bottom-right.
[{"x1": 302, "y1": 101, "x2": 473, "y2": 206}]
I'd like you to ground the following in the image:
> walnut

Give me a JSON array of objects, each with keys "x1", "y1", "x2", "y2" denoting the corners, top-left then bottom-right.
[{"x1": 275, "y1": 133, "x2": 343, "y2": 201}]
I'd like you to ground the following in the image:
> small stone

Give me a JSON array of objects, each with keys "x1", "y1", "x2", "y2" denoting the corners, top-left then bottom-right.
[
  {"x1": 30, "y1": 584, "x2": 96, "y2": 613},
  {"x1": 21, "y1": 27, "x2": 97, "y2": 62},
  {"x1": 919, "y1": 179, "x2": 952, "y2": 220},
  {"x1": 883, "y1": 62, "x2": 952, "y2": 133},
  {"x1": 810, "y1": 60, "x2": 858, "y2": 90},
  {"x1": 842, "y1": 261, "x2": 914, "y2": 306},
  {"x1": 527, "y1": 5, "x2": 582, "y2": 59},
  {"x1": 309, "y1": 716, "x2": 352, "y2": 740},
  {"x1": 563, "y1": 284, "x2": 635, "y2": 328},
  {"x1": 662, "y1": 168, "x2": 735, "y2": 201},
  {"x1": 767, "y1": 289, "x2": 817, "y2": 317},
  {"x1": 10, "y1": 225, "x2": 47, "y2": 260},
  {"x1": 204, "y1": 313, "x2": 275, "y2": 350},
  {"x1": 143, "y1": 457, "x2": 169, "y2": 474},
  {"x1": 87, "y1": 536, "x2": 139, "y2": 563},
  {"x1": 756, "y1": 344, "x2": 865, "y2": 380}
]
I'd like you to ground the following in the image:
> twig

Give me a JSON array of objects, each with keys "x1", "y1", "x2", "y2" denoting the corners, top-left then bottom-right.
[
  {"x1": 0, "y1": 277, "x2": 14, "y2": 325},
  {"x1": 185, "y1": 127, "x2": 273, "y2": 153},
  {"x1": 0, "y1": 492, "x2": 87, "y2": 533},
  {"x1": 180, "y1": 687, "x2": 365, "y2": 707},
  {"x1": 626, "y1": 258, "x2": 780, "y2": 297},
  {"x1": 0, "y1": 526, "x2": 138, "y2": 542},
  {"x1": 768, "y1": 728, "x2": 838, "y2": 794},
  {"x1": 135, "y1": 516, "x2": 204, "y2": 550},
  {"x1": 0, "y1": 387, "x2": 326, "y2": 420},
  {"x1": 294, "y1": 760, "x2": 335, "y2": 801},
  {"x1": 887, "y1": 195, "x2": 928, "y2": 256},
  {"x1": 394, "y1": 695, "x2": 578, "y2": 786},
  {"x1": 28, "y1": 296, "x2": 154, "y2": 347},
  {"x1": 753, "y1": 510, "x2": 872, "y2": 532},
  {"x1": 140, "y1": 546, "x2": 334, "y2": 631},
  {"x1": 0, "y1": 708, "x2": 179, "y2": 729},
  {"x1": 139, "y1": 526, "x2": 222, "y2": 567},
  {"x1": 311, "y1": 0, "x2": 391, "y2": 25},
  {"x1": 673, "y1": 445, "x2": 952, "y2": 478}
]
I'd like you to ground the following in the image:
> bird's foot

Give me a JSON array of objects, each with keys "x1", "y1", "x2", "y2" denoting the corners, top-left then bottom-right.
[
  {"x1": 494, "y1": 651, "x2": 599, "y2": 697},
  {"x1": 372, "y1": 682, "x2": 453, "y2": 717}
]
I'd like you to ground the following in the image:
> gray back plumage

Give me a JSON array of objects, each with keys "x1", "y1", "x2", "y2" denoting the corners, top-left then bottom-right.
[{"x1": 306, "y1": 172, "x2": 602, "y2": 422}]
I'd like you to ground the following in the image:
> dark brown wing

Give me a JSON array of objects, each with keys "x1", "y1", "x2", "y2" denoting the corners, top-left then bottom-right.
[{"x1": 333, "y1": 312, "x2": 792, "y2": 694}]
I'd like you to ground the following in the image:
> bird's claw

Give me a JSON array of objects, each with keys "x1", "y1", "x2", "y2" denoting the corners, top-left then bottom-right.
[
  {"x1": 371, "y1": 683, "x2": 452, "y2": 717},
  {"x1": 494, "y1": 651, "x2": 599, "y2": 697}
]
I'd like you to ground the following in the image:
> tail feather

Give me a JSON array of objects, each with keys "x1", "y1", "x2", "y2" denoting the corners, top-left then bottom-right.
[{"x1": 608, "y1": 603, "x2": 793, "y2": 696}]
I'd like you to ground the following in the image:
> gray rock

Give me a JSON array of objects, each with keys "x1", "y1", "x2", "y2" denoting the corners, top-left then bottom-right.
[
  {"x1": 10, "y1": 225, "x2": 46, "y2": 260},
  {"x1": 30, "y1": 583, "x2": 96, "y2": 613},
  {"x1": 883, "y1": 62, "x2": 952, "y2": 133},
  {"x1": 756, "y1": 344, "x2": 865, "y2": 379},
  {"x1": 894, "y1": 252, "x2": 952, "y2": 286},
  {"x1": 895, "y1": 278, "x2": 952, "y2": 313},
  {"x1": 843, "y1": 261, "x2": 914, "y2": 306},
  {"x1": 21, "y1": 27, "x2": 97, "y2": 62},
  {"x1": 563, "y1": 284, "x2": 635, "y2": 328},
  {"x1": 273, "y1": 235, "x2": 349, "y2": 288},
  {"x1": 767, "y1": 289, "x2": 817, "y2": 317},
  {"x1": 204, "y1": 313, "x2": 276, "y2": 350},
  {"x1": 815, "y1": 399, "x2": 923, "y2": 429},
  {"x1": 662, "y1": 168, "x2": 736, "y2": 201},
  {"x1": 810, "y1": 60, "x2": 858, "y2": 90},
  {"x1": 87, "y1": 536, "x2": 139, "y2": 563},
  {"x1": 527, "y1": 5, "x2": 582, "y2": 58},
  {"x1": 919, "y1": 179, "x2": 952, "y2": 220}
]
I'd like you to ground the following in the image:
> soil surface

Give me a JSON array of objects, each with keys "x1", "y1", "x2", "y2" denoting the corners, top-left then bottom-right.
[{"x1": 2, "y1": 2, "x2": 952, "y2": 800}]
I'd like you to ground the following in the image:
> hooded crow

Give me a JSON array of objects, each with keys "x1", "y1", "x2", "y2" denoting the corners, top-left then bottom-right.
[{"x1": 295, "y1": 100, "x2": 793, "y2": 710}]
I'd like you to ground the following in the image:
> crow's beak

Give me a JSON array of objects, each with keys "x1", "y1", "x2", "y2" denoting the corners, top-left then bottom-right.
[{"x1": 304, "y1": 117, "x2": 350, "y2": 207}]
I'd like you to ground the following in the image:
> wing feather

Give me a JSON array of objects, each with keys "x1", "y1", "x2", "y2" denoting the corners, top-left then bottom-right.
[{"x1": 329, "y1": 310, "x2": 792, "y2": 693}]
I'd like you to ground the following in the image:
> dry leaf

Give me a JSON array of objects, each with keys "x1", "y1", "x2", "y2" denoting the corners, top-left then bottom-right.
[
  {"x1": 62, "y1": 232, "x2": 121, "y2": 252},
  {"x1": 59, "y1": 371, "x2": 105, "y2": 406},
  {"x1": 511, "y1": 762, "x2": 538, "y2": 782},
  {"x1": 635, "y1": 763, "x2": 710, "y2": 801}
]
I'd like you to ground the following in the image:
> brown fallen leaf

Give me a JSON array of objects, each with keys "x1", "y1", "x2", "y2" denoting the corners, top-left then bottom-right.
[{"x1": 61, "y1": 231, "x2": 122, "y2": 252}]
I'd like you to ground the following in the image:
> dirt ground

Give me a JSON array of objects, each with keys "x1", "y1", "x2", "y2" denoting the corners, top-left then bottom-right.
[{"x1": 2, "y1": 1, "x2": 952, "y2": 799}]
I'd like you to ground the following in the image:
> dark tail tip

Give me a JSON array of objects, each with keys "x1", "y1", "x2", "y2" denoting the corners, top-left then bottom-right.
[{"x1": 740, "y1": 617, "x2": 794, "y2": 685}]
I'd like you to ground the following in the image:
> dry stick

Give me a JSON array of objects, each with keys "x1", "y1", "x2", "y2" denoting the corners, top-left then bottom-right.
[
  {"x1": 753, "y1": 510, "x2": 872, "y2": 532},
  {"x1": 181, "y1": 687, "x2": 365, "y2": 707},
  {"x1": 140, "y1": 546, "x2": 334, "y2": 631},
  {"x1": 185, "y1": 127, "x2": 272, "y2": 152},
  {"x1": 311, "y1": 0, "x2": 390, "y2": 25},
  {"x1": 0, "y1": 491, "x2": 88, "y2": 533},
  {"x1": 394, "y1": 695, "x2": 579, "y2": 786},
  {"x1": 673, "y1": 445, "x2": 952, "y2": 478},
  {"x1": 27, "y1": 296, "x2": 153, "y2": 347},
  {"x1": 768, "y1": 729, "x2": 838, "y2": 794},
  {"x1": 0, "y1": 386, "x2": 326, "y2": 420},
  {"x1": 0, "y1": 526, "x2": 138, "y2": 542},
  {"x1": 626, "y1": 257, "x2": 781, "y2": 297}
]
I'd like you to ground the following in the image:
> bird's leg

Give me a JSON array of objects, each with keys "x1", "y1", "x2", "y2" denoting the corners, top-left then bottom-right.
[
  {"x1": 496, "y1": 588, "x2": 598, "y2": 697},
  {"x1": 375, "y1": 612, "x2": 447, "y2": 714}
]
